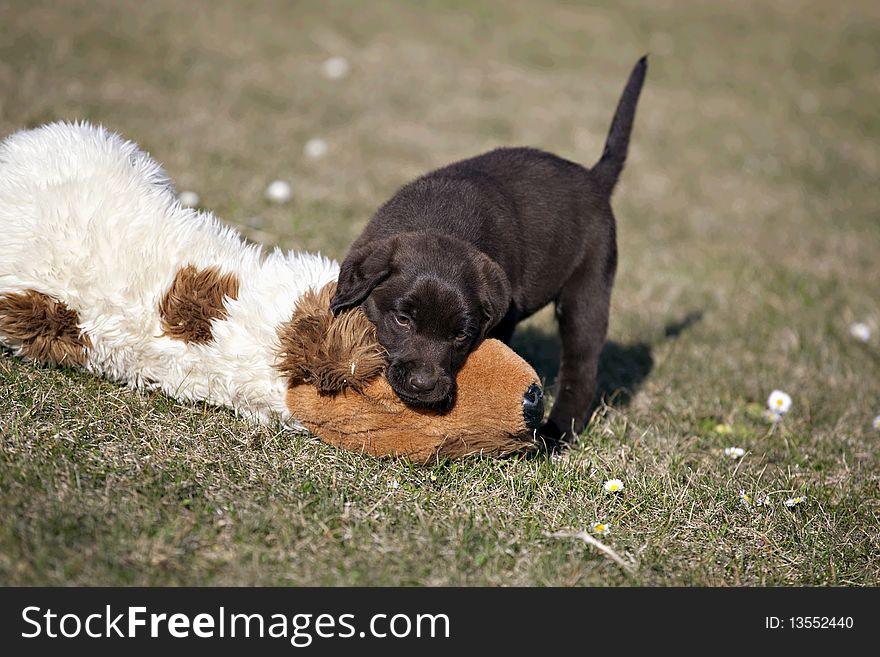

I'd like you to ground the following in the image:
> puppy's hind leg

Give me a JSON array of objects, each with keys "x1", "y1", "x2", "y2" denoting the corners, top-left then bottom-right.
[{"x1": 542, "y1": 255, "x2": 613, "y2": 444}]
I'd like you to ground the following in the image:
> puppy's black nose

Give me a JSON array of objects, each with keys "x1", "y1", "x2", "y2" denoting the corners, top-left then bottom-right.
[
  {"x1": 408, "y1": 372, "x2": 437, "y2": 393},
  {"x1": 522, "y1": 383, "x2": 544, "y2": 429}
]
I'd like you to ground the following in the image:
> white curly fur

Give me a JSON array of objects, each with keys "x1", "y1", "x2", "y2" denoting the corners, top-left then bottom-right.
[{"x1": 0, "y1": 121, "x2": 339, "y2": 427}]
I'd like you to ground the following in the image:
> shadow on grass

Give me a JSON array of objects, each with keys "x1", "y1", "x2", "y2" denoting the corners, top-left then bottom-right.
[{"x1": 511, "y1": 310, "x2": 703, "y2": 408}]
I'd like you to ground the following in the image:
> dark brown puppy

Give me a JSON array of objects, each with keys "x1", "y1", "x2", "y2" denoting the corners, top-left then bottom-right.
[{"x1": 331, "y1": 57, "x2": 647, "y2": 442}]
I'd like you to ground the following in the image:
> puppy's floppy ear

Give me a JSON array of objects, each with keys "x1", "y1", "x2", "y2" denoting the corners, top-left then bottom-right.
[
  {"x1": 330, "y1": 236, "x2": 397, "y2": 314},
  {"x1": 477, "y1": 254, "x2": 512, "y2": 337}
]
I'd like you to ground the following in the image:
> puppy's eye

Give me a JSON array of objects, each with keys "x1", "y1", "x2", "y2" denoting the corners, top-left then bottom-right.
[
  {"x1": 454, "y1": 331, "x2": 469, "y2": 343},
  {"x1": 393, "y1": 313, "x2": 411, "y2": 328}
]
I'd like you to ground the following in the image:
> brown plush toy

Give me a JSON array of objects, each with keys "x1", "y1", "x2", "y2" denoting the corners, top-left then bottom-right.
[{"x1": 277, "y1": 284, "x2": 544, "y2": 463}]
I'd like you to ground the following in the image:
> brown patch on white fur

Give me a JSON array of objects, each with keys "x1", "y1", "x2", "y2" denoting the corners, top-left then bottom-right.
[
  {"x1": 159, "y1": 265, "x2": 239, "y2": 343},
  {"x1": 276, "y1": 281, "x2": 386, "y2": 392},
  {"x1": 0, "y1": 290, "x2": 91, "y2": 365}
]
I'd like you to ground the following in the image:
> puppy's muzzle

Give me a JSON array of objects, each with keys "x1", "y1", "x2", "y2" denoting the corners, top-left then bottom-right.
[{"x1": 388, "y1": 361, "x2": 455, "y2": 410}]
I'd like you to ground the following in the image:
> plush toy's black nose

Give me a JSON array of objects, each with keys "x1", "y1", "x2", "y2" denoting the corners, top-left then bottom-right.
[{"x1": 522, "y1": 383, "x2": 544, "y2": 429}]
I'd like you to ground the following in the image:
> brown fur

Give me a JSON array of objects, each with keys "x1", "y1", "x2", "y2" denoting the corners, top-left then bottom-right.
[
  {"x1": 0, "y1": 290, "x2": 91, "y2": 365},
  {"x1": 159, "y1": 265, "x2": 240, "y2": 343},
  {"x1": 287, "y1": 338, "x2": 539, "y2": 463},
  {"x1": 276, "y1": 282, "x2": 386, "y2": 393}
]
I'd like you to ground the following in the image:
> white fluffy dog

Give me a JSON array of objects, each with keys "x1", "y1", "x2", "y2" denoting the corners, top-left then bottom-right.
[{"x1": 0, "y1": 122, "x2": 338, "y2": 427}]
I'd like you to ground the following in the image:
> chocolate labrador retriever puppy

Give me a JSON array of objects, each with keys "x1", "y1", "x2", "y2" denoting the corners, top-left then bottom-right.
[{"x1": 330, "y1": 57, "x2": 647, "y2": 443}]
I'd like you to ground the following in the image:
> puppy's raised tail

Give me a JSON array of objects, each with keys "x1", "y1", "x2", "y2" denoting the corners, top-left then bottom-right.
[{"x1": 592, "y1": 55, "x2": 648, "y2": 194}]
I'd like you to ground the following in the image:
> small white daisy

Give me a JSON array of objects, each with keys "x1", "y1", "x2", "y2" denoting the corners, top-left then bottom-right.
[
  {"x1": 304, "y1": 137, "x2": 328, "y2": 159},
  {"x1": 763, "y1": 409, "x2": 783, "y2": 424},
  {"x1": 264, "y1": 179, "x2": 292, "y2": 204},
  {"x1": 755, "y1": 495, "x2": 771, "y2": 507},
  {"x1": 872, "y1": 415, "x2": 880, "y2": 431},
  {"x1": 849, "y1": 322, "x2": 871, "y2": 342},
  {"x1": 322, "y1": 55, "x2": 350, "y2": 80},
  {"x1": 723, "y1": 446, "x2": 745, "y2": 459},
  {"x1": 386, "y1": 478, "x2": 400, "y2": 490},
  {"x1": 767, "y1": 390, "x2": 792, "y2": 414},
  {"x1": 784, "y1": 496, "x2": 806, "y2": 508},
  {"x1": 603, "y1": 479, "x2": 624, "y2": 493},
  {"x1": 591, "y1": 522, "x2": 611, "y2": 535},
  {"x1": 178, "y1": 190, "x2": 200, "y2": 208},
  {"x1": 739, "y1": 491, "x2": 751, "y2": 508}
]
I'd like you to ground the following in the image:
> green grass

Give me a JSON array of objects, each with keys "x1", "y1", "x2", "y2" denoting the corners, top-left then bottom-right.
[{"x1": 1, "y1": 0, "x2": 879, "y2": 586}]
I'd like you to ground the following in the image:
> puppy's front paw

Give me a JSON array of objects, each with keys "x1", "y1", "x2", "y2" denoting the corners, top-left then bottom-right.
[{"x1": 537, "y1": 419, "x2": 575, "y2": 453}]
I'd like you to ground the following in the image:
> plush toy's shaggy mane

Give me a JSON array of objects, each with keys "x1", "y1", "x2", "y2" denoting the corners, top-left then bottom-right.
[
  {"x1": 159, "y1": 265, "x2": 240, "y2": 344},
  {"x1": 276, "y1": 282, "x2": 386, "y2": 393},
  {"x1": 0, "y1": 290, "x2": 91, "y2": 365}
]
